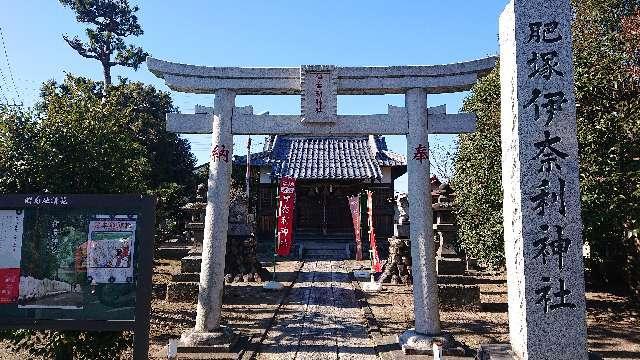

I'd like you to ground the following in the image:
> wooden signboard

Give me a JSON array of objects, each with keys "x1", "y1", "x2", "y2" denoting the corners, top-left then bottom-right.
[{"x1": 0, "y1": 194, "x2": 155, "y2": 360}]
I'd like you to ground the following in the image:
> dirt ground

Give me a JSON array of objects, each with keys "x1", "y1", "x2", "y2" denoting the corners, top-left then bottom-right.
[
  {"x1": 1, "y1": 259, "x2": 638, "y2": 359},
  {"x1": 147, "y1": 259, "x2": 640, "y2": 359},
  {"x1": 148, "y1": 258, "x2": 303, "y2": 358},
  {"x1": 364, "y1": 273, "x2": 640, "y2": 359}
]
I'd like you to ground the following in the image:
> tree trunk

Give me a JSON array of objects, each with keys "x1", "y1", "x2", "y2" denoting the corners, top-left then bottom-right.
[{"x1": 102, "y1": 63, "x2": 112, "y2": 88}]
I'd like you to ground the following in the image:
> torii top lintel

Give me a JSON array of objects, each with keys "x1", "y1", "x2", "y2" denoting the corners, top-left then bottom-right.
[{"x1": 146, "y1": 57, "x2": 497, "y2": 95}]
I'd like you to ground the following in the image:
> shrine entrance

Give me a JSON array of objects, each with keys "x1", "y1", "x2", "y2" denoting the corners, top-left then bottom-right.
[
  {"x1": 147, "y1": 1, "x2": 589, "y2": 357},
  {"x1": 148, "y1": 56, "x2": 496, "y2": 351},
  {"x1": 295, "y1": 182, "x2": 352, "y2": 236}
]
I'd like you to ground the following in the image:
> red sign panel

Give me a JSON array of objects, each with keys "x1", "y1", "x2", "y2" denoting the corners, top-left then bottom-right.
[
  {"x1": 276, "y1": 177, "x2": 296, "y2": 256},
  {"x1": 0, "y1": 268, "x2": 20, "y2": 304},
  {"x1": 367, "y1": 191, "x2": 382, "y2": 272},
  {"x1": 347, "y1": 195, "x2": 363, "y2": 261}
]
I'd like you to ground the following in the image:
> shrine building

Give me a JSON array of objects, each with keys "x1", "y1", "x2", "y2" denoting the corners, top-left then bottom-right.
[{"x1": 235, "y1": 134, "x2": 407, "y2": 241}]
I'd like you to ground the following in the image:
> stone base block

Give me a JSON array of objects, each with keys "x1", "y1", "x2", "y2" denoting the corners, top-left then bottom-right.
[
  {"x1": 181, "y1": 255, "x2": 202, "y2": 273},
  {"x1": 439, "y1": 284, "x2": 481, "y2": 307},
  {"x1": 437, "y1": 274, "x2": 506, "y2": 285},
  {"x1": 477, "y1": 344, "x2": 515, "y2": 359},
  {"x1": 477, "y1": 344, "x2": 603, "y2": 360},
  {"x1": 172, "y1": 272, "x2": 201, "y2": 282},
  {"x1": 437, "y1": 257, "x2": 466, "y2": 275},
  {"x1": 155, "y1": 245, "x2": 191, "y2": 260},
  {"x1": 397, "y1": 329, "x2": 464, "y2": 356},
  {"x1": 166, "y1": 282, "x2": 199, "y2": 303},
  {"x1": 178, "y1": 326, "x2": 239, "y2": 353},
  {"x1": 394, "y1": 224, "x2": 410, "y2": 238},
  {"x1": 152, "y1": 283, "x2": 167, "y2": 300}
]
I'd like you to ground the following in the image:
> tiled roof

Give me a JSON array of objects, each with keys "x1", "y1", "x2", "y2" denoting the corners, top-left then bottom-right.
[{"x1": 236, "y1": 135, "x2": 406, "y2": 180}]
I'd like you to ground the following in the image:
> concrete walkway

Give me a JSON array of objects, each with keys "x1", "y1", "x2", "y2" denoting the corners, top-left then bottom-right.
[{"x1": 256, "y1": 261, "x2": 378, "y2": 360}]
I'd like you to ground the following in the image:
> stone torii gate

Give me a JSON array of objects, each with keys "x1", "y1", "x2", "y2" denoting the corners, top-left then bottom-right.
[{"x1": 147, "y1": 57, "x2": 496, "y2": 351}]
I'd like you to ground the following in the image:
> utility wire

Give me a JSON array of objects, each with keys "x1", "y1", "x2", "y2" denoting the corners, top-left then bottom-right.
[
  {"x1": 0, "y1": 79, "x2": 8, "y2": 105},
  {"x1": 0, "y1": 26, "x2": 22, "y2": 105},
  {"x1": 0, "y1": 53, "x2": 10, "y2": 104}
]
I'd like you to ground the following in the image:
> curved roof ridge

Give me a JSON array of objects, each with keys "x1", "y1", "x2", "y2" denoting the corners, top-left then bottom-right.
[{"x1": 235, "y1": 135, "x2": 406, "y2": 180}]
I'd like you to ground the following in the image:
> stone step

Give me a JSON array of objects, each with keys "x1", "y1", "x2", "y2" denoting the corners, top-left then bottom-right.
[
  {"x1": 303, "y1": 249, "x2": 350, "y2": 260},
  {"x1": 172, "y1": 273, "x2": 200, "y2": 282},
  {"x1": 437, "y1": 274, "x2": 506, "y2": 285},
  {"x1": 155, "y1": 245, "x2": 192, "y2": 260},
  {"x1": 174, "y1": 351, "x2": 237, "y2": 359},
  {"x1": 438, "y1": 284, "x2": 481, "y2": 307},
  {"x1": 181, "y1": 255, "x2": 202, "y2": 273},
  {"x1": 437, "y1": 257, "x2": 466, "y2": 275},
  {"x1": 302, "y1": 242, "x2": 352, "y2": 250}
]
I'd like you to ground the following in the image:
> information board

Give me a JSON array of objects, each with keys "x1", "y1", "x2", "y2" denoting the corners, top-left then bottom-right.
[{"x1": 0, "y1": 195, "x2": 155, "y2": 359}]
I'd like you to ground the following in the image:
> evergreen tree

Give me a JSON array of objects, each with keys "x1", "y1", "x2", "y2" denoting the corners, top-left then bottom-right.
[
  {"x1": 453, "y1": 66, "x2": 504, "y2": 269},
  {"x1": 453, "y1": 1, "x2": 640, "y2": 295},
  {"x1": 0, "y1": 76, "x2": 197, "y2": 358},
  {"x1": 59, "y1": 0, "x2": 148, "y2": 87}
]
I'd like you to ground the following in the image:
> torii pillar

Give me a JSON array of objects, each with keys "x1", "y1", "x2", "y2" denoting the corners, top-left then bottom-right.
[
  {"x1": 180, "y1": 89, "x2": 238, "y2": 346},
  {"x1": 398, "y1": 88, "x2": 448, "y2": 354}
]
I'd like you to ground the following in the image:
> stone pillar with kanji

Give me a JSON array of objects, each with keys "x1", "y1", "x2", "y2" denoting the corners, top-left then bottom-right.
[{"x1": 497, "y1": 0, "x2": 588, "y2": 359}]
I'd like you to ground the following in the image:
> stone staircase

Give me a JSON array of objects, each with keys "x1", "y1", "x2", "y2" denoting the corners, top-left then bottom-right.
[
  {"x1": 298, "y1": 240, "x2": 353, "y2": 260},
  {"x1": 294, "y1": 231, "x2": 355, "y2": 259}
]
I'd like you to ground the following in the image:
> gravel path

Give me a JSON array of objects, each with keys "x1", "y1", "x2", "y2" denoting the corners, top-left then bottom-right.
[{"x1": 256, "y1": 260, "x2": 378, "y2": 360}]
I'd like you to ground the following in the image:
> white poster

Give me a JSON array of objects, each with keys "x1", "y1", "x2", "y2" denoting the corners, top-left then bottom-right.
[
  {"x1": 0, "y1": 210, "x2": 24, "y2": 304},
  {"x1": 0, "y1": 210, "x2": 24, "y2": 268},
  {"x1": 87, "y1": 216, "x2": 137, "y2": 284}
]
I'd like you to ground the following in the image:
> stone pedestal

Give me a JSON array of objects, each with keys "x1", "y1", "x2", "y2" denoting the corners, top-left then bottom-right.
[
  {"x1": 497, "y1": 1, "x2": 588, "y2": 359},
  {"x1": 476, "y1": 344, "x2": 516, "y2": 360},
  {"x1": 477, "y1": 345, "x2": 603, "y2": 360},
  {"x1": 178, "y1": 326, "x2": 238, "y2": 353},
  {"x1": 394, "y1": 223, "x2": 410, "y2": 238},
  {"x1": 435, "y1": 224, "x2": 466, "y2": 276},
  {"x1": 398, "y1": 330, "x2": 462, "y2": 356},
  {"x1": 435, "y1": 224, "x2": 457, "y2": 258}
]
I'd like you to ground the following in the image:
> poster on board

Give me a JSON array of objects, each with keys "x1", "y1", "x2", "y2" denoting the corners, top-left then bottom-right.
[
  {"x1": 0, "y1": 210, "x2": 24, "y2": 304},
  {"x1": 16, "y1": 212, "x2": 86, "y2": 310},
  {"x1": 87, "y1": 215, "x2": 137, "y2": 284}
]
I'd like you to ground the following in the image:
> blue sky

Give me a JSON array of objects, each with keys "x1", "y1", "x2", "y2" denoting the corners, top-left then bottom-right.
[{"x1": 0, "y1": 1, "x2": 508, "y2": 192}]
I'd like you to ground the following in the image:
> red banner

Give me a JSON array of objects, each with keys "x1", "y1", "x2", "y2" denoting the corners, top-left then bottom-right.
[
  {"x1": 367, "y1": 190, "x2": 382, "y2": 272},
  {"x1": 0, "y1": 268, "x2": 20, "y2": 304},
  {"x1": 276, "y1": 177, "x2": 296, "y2": 256},
  {"x1": 347, "y1": 195, "x2": 363, "y2": 260}
]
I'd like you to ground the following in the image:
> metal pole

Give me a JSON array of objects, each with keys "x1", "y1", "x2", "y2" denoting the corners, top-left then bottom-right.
[
  {"x1": 246, "y1": 136, "x2": 252, "y2": 206},
  {"x1": 273, "y1": 179, "x2": 279, "y2": 281}
]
